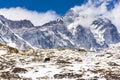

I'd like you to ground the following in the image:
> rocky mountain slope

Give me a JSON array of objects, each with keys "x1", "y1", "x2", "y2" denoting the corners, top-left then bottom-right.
[
  {"x1": 0, "y1": 15, "x2": 34, "y2": 50},
  {"x1": 0, "y1": 13, "x2": 119, "y2": 51},
  {"x1": 0, "y1": 43, "x2": 119, "y2": 80}
]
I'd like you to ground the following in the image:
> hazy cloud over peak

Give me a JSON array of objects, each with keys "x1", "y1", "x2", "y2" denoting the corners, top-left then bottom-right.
[
  {"x1": 71, "y1": 0, "x2": 120, "y2": 32},
  {"x1": 0, "y1": 7, "x2": 59, "y2": 26}
]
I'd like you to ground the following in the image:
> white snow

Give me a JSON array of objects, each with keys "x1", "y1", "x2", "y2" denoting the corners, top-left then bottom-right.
[
  {"x1": 0, "y1": 49, "x2": 7, "y2": 55},
  {"x1": 58, "y1": 31, "x2": 75, "y2": 45},
  {"x1": 90, "y1": 24, "x2": 106, "y2": 45},
  {"x1": 7, "y1": 39, "x2": 17, "y2": 48},
  {"x1": 0, "y1": 43, "x2": 120, "y2": 79}
]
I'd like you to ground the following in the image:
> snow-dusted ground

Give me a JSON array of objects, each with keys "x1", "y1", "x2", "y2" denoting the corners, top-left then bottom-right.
[{"x1": 0, "y1": 43, "x2": 120, "y2": 80}]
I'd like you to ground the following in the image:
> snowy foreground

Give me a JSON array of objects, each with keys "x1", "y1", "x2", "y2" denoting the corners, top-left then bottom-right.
[{"x1": 0, "y1": 43, "x2": 120, "y2": 80}]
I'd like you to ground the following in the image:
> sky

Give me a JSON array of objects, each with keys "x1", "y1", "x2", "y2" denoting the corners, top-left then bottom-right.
[{"x1": 0, "y1": 0, "x2": 86, "y2": 15}]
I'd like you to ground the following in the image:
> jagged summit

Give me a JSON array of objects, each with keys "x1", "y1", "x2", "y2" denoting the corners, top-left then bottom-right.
[
  {"x1": 7, "y1": 19, "x2": 34, "y2": 29},
  {"x1": 0, "y1": 15, "x2": 7, "y2": 24},
  {"x1": 0, "y1": 5, "x2": 120, "y2": 51},
  {"x1": 92, "y1": 18, "x2": 111, "y2": 25}
]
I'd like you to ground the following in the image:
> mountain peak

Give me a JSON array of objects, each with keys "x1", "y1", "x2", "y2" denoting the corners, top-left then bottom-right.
[
  {"x1": 0, "y1": 15, "x2": 5, "y2": 19},
  {"x1": 0, "y1": 13, "x2": 119, "y2": 51},
  {"x1": 0, "y1": 15, "x2": 7, "y2": 24},
  {"x1": 90, "y1": 18, "x2": 120, "y2": 45},
  {"x1": 92, "y1": 18, "x2": 111, "y2": 26}
]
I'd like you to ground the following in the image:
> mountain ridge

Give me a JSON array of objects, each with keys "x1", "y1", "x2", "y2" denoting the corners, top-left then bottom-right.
[{"x1": 0, "y1": 8, "x2": 119, "y2": 51}]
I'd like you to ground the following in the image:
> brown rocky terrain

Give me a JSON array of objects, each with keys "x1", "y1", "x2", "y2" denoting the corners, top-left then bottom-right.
[{"x1": 0, "y1": 43, "x2": 119, "y2": 80}]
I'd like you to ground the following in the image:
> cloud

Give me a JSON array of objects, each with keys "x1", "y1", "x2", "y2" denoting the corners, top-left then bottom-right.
[
  {"x1": 71, "y1": 0, "x2": 120, "y2": 32},
  {"x1": 0, "y1": 7, "x2": 59, "y2": 26},
  {"x1": 71, "y1": 1, "x2": 107, "y2": 28},
  {"x1": 104, "y1": 3, "x2": 120, "y2": 31}
]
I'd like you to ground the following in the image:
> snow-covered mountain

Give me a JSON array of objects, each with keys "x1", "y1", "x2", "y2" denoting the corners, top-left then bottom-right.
[
  {"x1": 0, "y1": 15, "x2": 33, "y2": 50},
  {"x1": 90, "y1": 18, "x2": 120, "y2": 45},
  {"x1": 0, "y1": 0, "x2": 120, "y2": 50},
  {"x1": 0, "y1": 11, "x2": 120, "y2": 51}
]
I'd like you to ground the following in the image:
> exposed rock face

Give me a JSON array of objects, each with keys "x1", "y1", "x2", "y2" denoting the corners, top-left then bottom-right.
[
  {"x1": 0, "y1": 15, "x2": 33, "y2": 50},
  {"x1": 90, "y1": 18, "x2": 120, "y2": 45},
  {"x1": 54, "y1": 72, "x2": 83, "y2": 79},
  {"x1": 12, "y1": 67, "x2": 28, "y2": 73},
  {"x1": 0, "y1": 14, "x2": 120, "y2": 51},
  {"x1": 0, "y1": 71, "x2": 20, "y2": 79},
  {"x1": 44, "y1": 57, "x2": 50, "y2": 62}
]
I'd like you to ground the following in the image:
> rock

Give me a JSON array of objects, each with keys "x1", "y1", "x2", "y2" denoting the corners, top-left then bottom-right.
[
  {"x1": 0, "y1": 64, "x2": 9, "y2": 70},
  {"x1": 36, "y1": 76, "x2": 49, "y2": 80},
  {"x1": 7, "y1": 46, "x2": 19, "y2": 54},
  {"x1": 57, "y1": 59, "x2": 71, "y2": 64},
  {"x1": 77, "y1": 49, "x2": 87, "y2": 52},
  {"x1": 44, "y1": 57, "x2": 50, "y2": 62},
  {"x1": 12, "y1": 67, "x2": 27, "y2": 73},
  {"x1": 89, "y1": 68, "x2": 106, "y2": 73},
  {"x1": 105, "y1": 71, "x2": 120, "y2": 80},
  {"x1": 107, "y1": 62, "x2": 119, "y2": 66},
  {"x1": 54, "y1": 74, "x2": 64, "y2": 79},
  {"x1": 54, "y1": 73, "x2": 83, "y2": 79},
  {"x1": 0, "y1": 71, "x2": 20, "y2": 79},
  {"x1": 0, "y1": 58, "x2": 15, "y2": 70},
  {"x1": 75, "y1": 57, "x2": 82, "y2": 62},
  {"x1": 31, "y1": 57, "x2": 42, "y2": 62}
]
